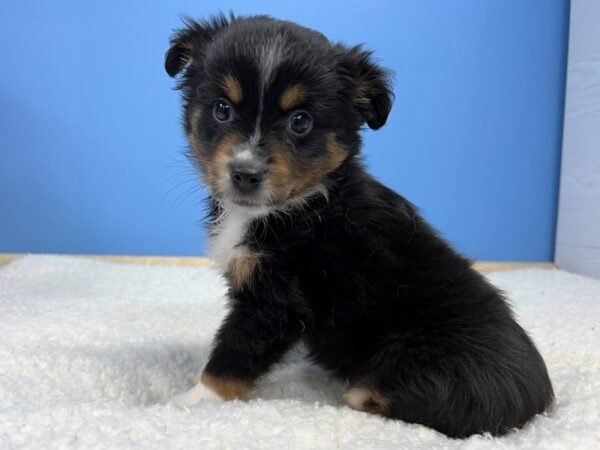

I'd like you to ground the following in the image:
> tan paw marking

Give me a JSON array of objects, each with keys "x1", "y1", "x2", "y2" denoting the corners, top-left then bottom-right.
[
  {"x1": 343, "y1": 386, "x2": 390, "y2": 416},
  {"x1": 200, "y1": 372, "x2": 255, "y2": 401}
]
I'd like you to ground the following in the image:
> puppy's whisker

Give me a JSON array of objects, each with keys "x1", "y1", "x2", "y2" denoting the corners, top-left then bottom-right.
[{"x1": 162, "y1": 176, "x2": 201, "y2": 202}]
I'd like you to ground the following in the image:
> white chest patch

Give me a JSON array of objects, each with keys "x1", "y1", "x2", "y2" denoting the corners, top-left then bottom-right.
[{"x1": 209, "y1": 209, "x2": 251, "y2": 269}]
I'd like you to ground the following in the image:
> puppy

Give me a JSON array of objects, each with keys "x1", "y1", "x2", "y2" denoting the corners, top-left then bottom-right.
[{"x1": 165, "y1": 14, "x2": 553, "y2": 437}]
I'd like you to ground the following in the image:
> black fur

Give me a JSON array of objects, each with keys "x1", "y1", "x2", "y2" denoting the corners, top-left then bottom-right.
[{"x1": 166, "y1": 13, "x2": 553, "y2": 438}]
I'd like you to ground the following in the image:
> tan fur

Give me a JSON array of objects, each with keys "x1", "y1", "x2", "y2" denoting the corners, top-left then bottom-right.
[
  {"x1": 200, "y1": 371, "x2": 255, "y2": 400},
  {"x1": 343, "y1": 386, "x2": 391, "y2": 417},
  {"x1": 279, "y1": 84, "x2": 306, "y2": 110},
  {"x1": 186, "y1": 107, "x2": 203, "y2": 150},
  {"x1": 200, "y1": 134, "x2": 239, "y2": 189},
  {"x1": 268, "y1": 132, "x2": 347, "y2": 200},
  {"x1": 222, "y1": 74, "x2": 243, "y2": 104},
  {"x1": 228, "y1": 249, "x2": 262, "y2": 291},
  {"x1": 353, "y1": 80, "x2": 372, "y2": 105}
]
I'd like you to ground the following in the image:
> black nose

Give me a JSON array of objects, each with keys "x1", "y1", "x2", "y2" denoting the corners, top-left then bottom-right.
[{"x1": 230, "y1": 166, "x2": 265, "y2": 194}]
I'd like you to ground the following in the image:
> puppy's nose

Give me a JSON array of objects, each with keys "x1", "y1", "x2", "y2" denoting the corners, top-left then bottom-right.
[{"x1": 230, "y1": 165, "x2": 265, "y2": 194}]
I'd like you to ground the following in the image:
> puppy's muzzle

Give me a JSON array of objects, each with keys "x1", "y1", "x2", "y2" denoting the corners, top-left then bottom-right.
[{"x1": 230, "y1": 162, "x2": 265, "y2": 195}]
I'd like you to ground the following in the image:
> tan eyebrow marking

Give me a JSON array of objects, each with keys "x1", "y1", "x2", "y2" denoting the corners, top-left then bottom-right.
[
  {"x1": 222, "y1": 74, "x2": 243, "y2": 104},
  {"x1": 279, "y1": 84, "x2": 306, "y2": 110}
]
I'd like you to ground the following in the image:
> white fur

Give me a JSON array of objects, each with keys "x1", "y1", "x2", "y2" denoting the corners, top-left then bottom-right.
[
  {"x1": 209, "y1": 209, "x2": 250, "y2": 269},
  {"x1": 245, "y1": 37, "x2": 284, "y2": 153},
  {"x1": 233, "y1": 149, "x2": 254, "y2": 161},
  {"x1": 258, "y1": 38, "x2": 284, "y2": 88},
  {"x1": 208, "y1": 203, "x2": 269, "y2": 269},
  {"x1": 249, "y1": 127, "x2": 262, "y2": 147},
  {"x1": 167, "y1": 380, "x2": 221, "y2": 408}
]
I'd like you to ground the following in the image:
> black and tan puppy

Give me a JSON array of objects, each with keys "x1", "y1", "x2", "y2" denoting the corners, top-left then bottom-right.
[{"x1": 165, "y1": 14, "x2": 553, "y2": 437}]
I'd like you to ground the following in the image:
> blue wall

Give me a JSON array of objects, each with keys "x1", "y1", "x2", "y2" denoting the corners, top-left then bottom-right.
[{"x1": 0, "y1": 0, "x2": 569, "y2": 260}]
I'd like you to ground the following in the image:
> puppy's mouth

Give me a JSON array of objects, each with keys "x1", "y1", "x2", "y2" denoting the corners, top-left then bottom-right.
[
  {"x1": 214, "y1": 182, "x2": 278, "y2": 212},
  {"x1": 213, "y1": 176, "x2": 325, "y2": 213},
  {"x1": 222, "y1": 187, "x2": 325, "y2": 215},
  {"x1": 218, "y1": 189, "x2": 294, "y2": 216},
  {"x1": 230, "y1": 197, "x2": 265, "y2": 208},
  {"x1": 219, "y1": 195, "x2": 274, "y2": 217},
  {"x1": 227, "y1": 190, "x2": 285, "y2": 210}
]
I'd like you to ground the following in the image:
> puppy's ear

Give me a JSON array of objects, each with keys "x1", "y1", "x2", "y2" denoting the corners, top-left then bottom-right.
[
  {"x1": 339, "y1": 46, "x2": 394, "y2": 130},
  {"x1": 165, "y1": 14, "x2": 233, "y2": 77}
]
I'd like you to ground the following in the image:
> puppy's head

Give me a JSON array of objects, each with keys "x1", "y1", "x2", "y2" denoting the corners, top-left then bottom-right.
[{"x1": 166, "y1": 14, "x2": 392, "y2": 212}]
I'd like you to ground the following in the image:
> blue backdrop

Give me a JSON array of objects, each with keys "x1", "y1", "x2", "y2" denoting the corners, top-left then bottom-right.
[{"x1": 0, "y1": 0, "x2": 569, "y2": 260}]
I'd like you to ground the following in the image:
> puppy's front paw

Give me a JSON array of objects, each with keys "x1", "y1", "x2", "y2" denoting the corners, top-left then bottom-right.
[{"x1": 167, "y1": 382, "x2": 222, "y2": 408}]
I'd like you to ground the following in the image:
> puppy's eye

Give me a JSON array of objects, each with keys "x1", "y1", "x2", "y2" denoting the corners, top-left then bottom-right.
[
  {"x1": 213, "y1": 99, "x2": 233, "y2": 122},
  {"x1": 288, "y1": 111, "x2": 312, "y2": 136}
]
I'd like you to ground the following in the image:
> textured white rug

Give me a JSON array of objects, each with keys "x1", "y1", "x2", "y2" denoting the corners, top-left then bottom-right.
[{"x1": 1, "y1": 255, "x2": 599, "y2": 449}]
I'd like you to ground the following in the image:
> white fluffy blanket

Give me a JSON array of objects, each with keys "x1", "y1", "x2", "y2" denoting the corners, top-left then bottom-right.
[{"x1": 1, "y1": 255, "x2": 599, "y2": 449}]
